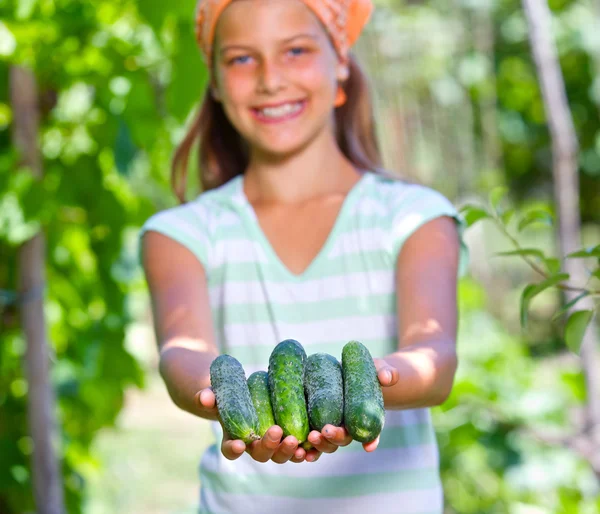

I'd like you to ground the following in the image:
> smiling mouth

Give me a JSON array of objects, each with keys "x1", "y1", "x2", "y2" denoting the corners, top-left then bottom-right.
[{"x1": 251, "y1": 100, "x2": 307, "y2": 123}]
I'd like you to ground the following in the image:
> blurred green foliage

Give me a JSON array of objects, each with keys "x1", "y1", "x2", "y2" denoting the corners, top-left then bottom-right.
[{"x1": 0, "y1": 0, "x2": 599, "y2": 513}]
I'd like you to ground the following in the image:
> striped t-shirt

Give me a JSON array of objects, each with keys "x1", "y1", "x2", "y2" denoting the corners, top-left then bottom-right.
[{"x1": 139, "y1": 171, "x2": 469, "y2": 514}]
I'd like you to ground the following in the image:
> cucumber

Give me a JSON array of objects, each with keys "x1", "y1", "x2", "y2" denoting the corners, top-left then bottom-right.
[
  {"x1": 342, "y1": 341, "x2": 385, "y2": 443},
  {"x1": 305, "y1": 353, "x2": 343, "y2": 431},
  {"x1": 247, "y1": 371, "x2": 275, "y2": 437},
  {"x1": 210, "y1": 355, "x2": 260, "y2": 444},
  {"x1": 268, "y1": 339, "x2": 310, "y2": 443}
]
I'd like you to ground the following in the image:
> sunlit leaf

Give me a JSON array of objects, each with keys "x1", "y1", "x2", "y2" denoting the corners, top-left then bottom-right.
[
  {"x1": 520, "y1": 273, "x2": 570, "y2": 328},
  {"x1": 459, "y1": 205, "x2": 490, "y2": 227},
  {"x1": 552, "y1": 291, "x2": 590, "y2": 321},
  {"x1": 489, "y1": 186, "x2": 508, "y2": 214},
  {"x1": 496, "y1": 248, "x2": 545, "y2": 259},
  {"x1": 518, "y1": 210, "x2": 554, "y2": 231},
  {"x1": 566, "y1": 245, "x2": 600, "y2": 258},
  {"x1": 501, "y1": 208, "x2": 515, "y2": 226},
  {"x1": 564, "y1": 310, "x2": 594, "y2": 354},
  {"x1": 543, "y1": 257, "x2": 562, "y2": 274}
]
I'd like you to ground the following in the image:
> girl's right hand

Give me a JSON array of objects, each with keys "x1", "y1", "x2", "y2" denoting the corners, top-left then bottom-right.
[{"x1": 195, "y1": 387, "x2": 307, "y2": 464}]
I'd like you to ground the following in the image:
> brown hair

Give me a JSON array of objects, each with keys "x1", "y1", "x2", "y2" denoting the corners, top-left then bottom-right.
[{"x1": 171, "y1": 54, "x2": 383, "y2": 204}]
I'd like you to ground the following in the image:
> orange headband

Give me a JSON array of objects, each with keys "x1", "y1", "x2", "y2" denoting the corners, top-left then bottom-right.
[{"x1": 194, "y1": 0, "x2": 374, "y2": 64}]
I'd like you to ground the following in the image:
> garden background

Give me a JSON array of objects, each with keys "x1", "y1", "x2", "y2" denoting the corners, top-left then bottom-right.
[{"x1": 1, "y1": 0, "x2": 600, "y2": 512}]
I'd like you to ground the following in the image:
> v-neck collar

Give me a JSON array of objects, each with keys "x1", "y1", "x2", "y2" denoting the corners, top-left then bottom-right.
[{"x1": 234, "y1": 173, "x2": 369, "y2": 282}]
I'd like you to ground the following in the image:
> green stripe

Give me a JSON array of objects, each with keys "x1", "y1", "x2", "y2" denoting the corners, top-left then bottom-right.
[
  {"x1": 221, "y1": 339, "x2": 395, "y2": 367},
  {"x1": 214, "y1": 294, "x2": 394, "y2": 324},
  {"x1": 208, "y1": 251, "x2": 390, "y2": 284},
  {"x1": 201, "y1": 463, "x2": 439, "y2": 498}
]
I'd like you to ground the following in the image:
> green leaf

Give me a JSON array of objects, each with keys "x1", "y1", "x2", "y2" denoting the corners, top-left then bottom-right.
[
  {"x1": 520, "y1": 273, "x2": 570, "y2": 329},
  {"x1": 518, "y1": 210, "x2": 554, "y2": 231},
  {"x1": 564, "y1": 310, "x2": 594, "y2": 354},
  {"x1": 496, "y1": 248, "x2": 545, "y2": 259},
  {"x1": 566, "y1": 245, "x2": 600, "y2": 258},
  {"x1": 489, "y1": 186, "x2": 508, "y2": 214},
  {"x1": 552, "y1": 291, "x2": 590, "y2": 321},
  {"x1": 501, "y1": 208, "x2": 515, "y2": 226},
  {"x1": 459, "y1": 205, "x2": 490, "y2": 227},
  {"x1": 592, "y1": 269, "x2": 600, "y2": 280},
  {"x1": 167, "y1": 20, "x2": 210, "y2": 121},
  {"x1": 114, "y1": 118, "x2": 138, "y2": 176},
  {"x1": 543, "y1": 257, "x2": 562, "y2": 274}
]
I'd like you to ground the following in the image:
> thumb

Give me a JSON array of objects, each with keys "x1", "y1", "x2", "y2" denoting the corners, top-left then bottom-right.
[
  {"x1": 374, "y1": 359, "x2": 399, "y2": 387},
  {"x1": 196, "y1": 387, "x2": 216, "y2": 409}
]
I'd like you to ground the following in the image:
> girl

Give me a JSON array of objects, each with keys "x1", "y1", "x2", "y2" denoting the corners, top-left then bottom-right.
[{"x1": 139, "y1": 0, "x2": 469, "y2": 512}]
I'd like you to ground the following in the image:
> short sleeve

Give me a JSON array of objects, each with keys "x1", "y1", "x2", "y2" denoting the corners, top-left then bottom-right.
[
  {"x1": 390, "y1": 186, "x2": 469, "y2": 278},
  {"x1": 137, "y1": 203, "x2": 212, "y2": 272}
]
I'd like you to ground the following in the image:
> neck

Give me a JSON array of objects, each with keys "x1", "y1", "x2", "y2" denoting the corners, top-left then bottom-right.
[{"x1": 243, "y1": 129, "x2": 362, "y2": 205}]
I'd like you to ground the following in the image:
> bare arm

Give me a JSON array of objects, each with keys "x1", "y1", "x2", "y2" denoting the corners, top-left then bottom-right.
[
  {"x1": 381, "y1": 215, "x2": 461, "y2": 410},
  {"x1": 141, "y1": 231, "x2": 219, "y2": 421},
  {"x1": 142, "y1": 230, "x2": 308, "y2": 463}
]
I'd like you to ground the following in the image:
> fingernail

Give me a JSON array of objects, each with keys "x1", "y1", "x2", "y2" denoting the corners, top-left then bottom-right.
[{"x1": 385, "y1": 369, "x2": 392, "y2": 382}]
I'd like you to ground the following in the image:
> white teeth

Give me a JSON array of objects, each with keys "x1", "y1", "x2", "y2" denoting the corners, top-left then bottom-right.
[{"x1": 259, "y1": 102, "x2": 303, "y2": 119}]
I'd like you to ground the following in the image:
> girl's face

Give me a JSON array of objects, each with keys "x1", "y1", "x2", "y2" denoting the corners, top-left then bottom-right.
[{"x1": 212, "y1": 0, "x2": 348, "y2": 158}]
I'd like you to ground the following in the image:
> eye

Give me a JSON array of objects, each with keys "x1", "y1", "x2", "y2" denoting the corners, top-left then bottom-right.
[
  {"x1": 287, "y1": 47, "x2": 308, "y2": 57},
  {"x1": 228, "y1": 55, "x2": 252, "y2": 65}
]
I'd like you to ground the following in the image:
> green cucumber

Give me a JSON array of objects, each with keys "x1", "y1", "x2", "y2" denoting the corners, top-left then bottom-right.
[
  {"x1": 210, "y1": 355, "x2": 260, "y2": 444},
  {"x1": 305, "y1": 353, "x2": 343, "y2": 431},
  {"x1": 247, "y1": 371, "x2": 275, "y2": 437},
  {"x1": 268, "y1": 339, "x2": 310, "y2": 443},
  {"x1": 342, "y1": 341, "x2": 385, "y2": 443}
]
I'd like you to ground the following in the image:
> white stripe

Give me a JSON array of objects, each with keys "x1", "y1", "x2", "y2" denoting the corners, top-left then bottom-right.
[
  {"x1": 212, "y1": 239, "x2": 269, "y2": 265},
  {"x1": 209, "y1": 270, "x2": 394, "y2": 306},
  {"x1": 214, "y1": 211, "x2": 241, "y2": 228},
  {"x1": 350, "y1": 197, "x2": 388, "y2": 217},
  {"x1": 200, "y1": 487, "x2": 442, "y2": 514},
  {"x1": 222, "y1": 315, "x2": 396, "y2": 347},
  {"x1": 201, "y1": 442, "x2": 438, "y2": 478},
  {"x1": 328, "y1": 228, "x2": 388, "y2": 258}
]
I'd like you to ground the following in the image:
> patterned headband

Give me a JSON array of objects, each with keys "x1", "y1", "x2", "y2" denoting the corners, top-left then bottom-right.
[{"x1": 194, "y1": 0, "x2": 374, "y2": 64}]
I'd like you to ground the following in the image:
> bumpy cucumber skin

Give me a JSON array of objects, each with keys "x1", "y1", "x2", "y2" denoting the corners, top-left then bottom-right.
[
  {"x1": 210, "y1": 355, "x2": 260, "y2": 444},
  {"x1": 305, "y1": 353, "x2": 343, "y2": 431},
  {"x1": 342, "y1": 341, "x2": 385, "y2": 443},
  {"x1": 268, "y1": 339, "x2": 310, "y2": 443},
  {"x1": 247, "y1": 371, "x2": 275, "y2": 437}
]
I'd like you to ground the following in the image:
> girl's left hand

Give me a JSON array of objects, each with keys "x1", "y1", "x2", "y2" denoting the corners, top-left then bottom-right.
[{"x1": 304, "y1": 358, "x2": 399, "y2": 462}]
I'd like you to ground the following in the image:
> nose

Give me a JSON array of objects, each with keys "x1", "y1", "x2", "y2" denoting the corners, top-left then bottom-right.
[{"x1": 257, "y1": 59, "x2": 284, "y2": 95}]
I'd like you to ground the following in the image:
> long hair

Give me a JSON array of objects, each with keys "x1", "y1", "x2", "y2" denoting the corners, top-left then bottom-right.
[{"x1": 171, "y1": 54, "x2": 384, "y2": 204}]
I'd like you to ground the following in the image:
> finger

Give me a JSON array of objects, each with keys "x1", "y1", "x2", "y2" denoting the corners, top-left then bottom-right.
[
  {"x1": 374, "y1": 359, "x2": 399, "y2": 387},
  {"x1": 377, "y1": 366, "x2": 399, "y2": 387},
  {"x1": 196, "y1": 388, "x2": 216, "y2": 409},
  {"x1": 221, "y1": 437, "x2": 246, "y2": 460},
  {"x1": 308, "y1": 430, "x2": 338, "y2": 453},
  {"x1": 249, "y1": 426, "x2": 283, "y2": 463},
  {"x1": 322, "y1": 425, "x2": 352, "y2": 447},
  {"x1": 271, "y1": 436, "x2": 299, "y2": 464},
  {"x1": 291, "y1": 446, "x2": 307, "y2": 463},
  {"x1": 305, "y1": 448, "x2": 323, "y2": 463},
  {"x1": 362, "y1": 435, "x2": 380, "y2": 453}
]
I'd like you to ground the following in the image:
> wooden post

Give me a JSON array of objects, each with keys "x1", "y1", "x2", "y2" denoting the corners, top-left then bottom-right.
[{"x1": 9, "y1": 65, "x2": 65, "y2": 514}]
